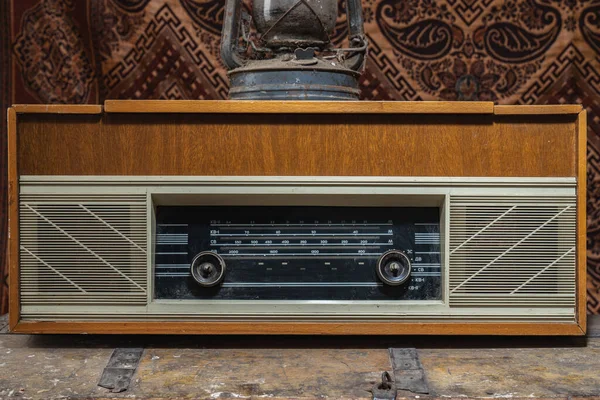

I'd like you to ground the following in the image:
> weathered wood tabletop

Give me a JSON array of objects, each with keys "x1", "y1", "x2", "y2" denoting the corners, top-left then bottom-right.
[{"x1": 0, "y1": 314, "x2": 599, "y2": 399}]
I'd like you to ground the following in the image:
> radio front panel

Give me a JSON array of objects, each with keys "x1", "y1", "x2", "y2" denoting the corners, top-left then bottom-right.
[{"x1": 16, "y1": 176, "x2": 577, "y2": 325}]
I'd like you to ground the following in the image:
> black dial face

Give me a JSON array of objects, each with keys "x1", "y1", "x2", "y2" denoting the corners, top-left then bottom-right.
[{"x1": 154, "y1": 206, "x2": 442, "y2": 301}]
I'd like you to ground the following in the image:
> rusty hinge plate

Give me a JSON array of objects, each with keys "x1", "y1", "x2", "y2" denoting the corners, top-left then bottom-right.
[
  {"x1": 98, "y1": 348, "x2": 144, "y2": 393},
  {"x1": 389, "y1": 348, "x2": 430, "y2": 394}
]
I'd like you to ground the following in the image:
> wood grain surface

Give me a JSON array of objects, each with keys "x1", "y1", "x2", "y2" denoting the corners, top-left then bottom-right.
[
  {"x1": 17, "y1": 113, "x2": 577, "y2": 177},
  {"x1": 105, "y1": 100, "x2": 495, "y2": 114},
  {"x1": 12, "y1": 321, "x2": 585, "y2": 336},
  {"x1": 494, "y1": 105, "x2": 583, "y2": 115},
  {"x1": 12, "y1": 104, "x2": 103, "y2": 114},
  {"x1": 7, "y1": 108, "x2": 19, "y2": 331},
  {"x1": 577, "y1": 110, "x2": 588, "y2": 332}
]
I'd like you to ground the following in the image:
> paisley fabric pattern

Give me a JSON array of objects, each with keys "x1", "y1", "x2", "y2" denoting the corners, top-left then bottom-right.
[
  {"x1": 13, "y1": 0, "x2": 96, "y2": 104},
  {"x1": 2, "y1": 0, "x2": 600, "y2": 314},
  {"x1": 179, "y1": 0, "x2": 226, "y2": 36}
]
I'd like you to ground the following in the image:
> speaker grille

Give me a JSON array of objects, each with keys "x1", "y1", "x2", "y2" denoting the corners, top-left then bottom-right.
[
  {"x1": 19, "y1": 194, "x2": 148, "y2": 306},
  {"x1": 449, "y1": 196, "x2": 576, "y2": 308}
]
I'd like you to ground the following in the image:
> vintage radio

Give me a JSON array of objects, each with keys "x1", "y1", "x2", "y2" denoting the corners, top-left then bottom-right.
[{"x1": 7, "y1": 101, "x2": 586, "y2": 335}]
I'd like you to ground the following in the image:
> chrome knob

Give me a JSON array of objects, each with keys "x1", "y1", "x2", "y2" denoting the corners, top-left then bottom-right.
[
  {"x1": 190, "y1": 252, "x2": 226, "y2": 287},
  {"x1": 376, "y1": 250, "x2": 411, "y2": 286}
]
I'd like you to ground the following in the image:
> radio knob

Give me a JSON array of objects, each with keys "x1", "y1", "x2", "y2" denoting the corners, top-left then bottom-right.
[
  {"x1": 376, "y1": 250, "x2": 411, "y2": 286},
  {"x1": 190, "y1": 252, "x2": 226, "y2": 287}
]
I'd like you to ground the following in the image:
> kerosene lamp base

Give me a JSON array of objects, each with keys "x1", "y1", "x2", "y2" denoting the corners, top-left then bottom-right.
[{"x1": 228, "y1": 56, "x2": 361, "y2": 100}]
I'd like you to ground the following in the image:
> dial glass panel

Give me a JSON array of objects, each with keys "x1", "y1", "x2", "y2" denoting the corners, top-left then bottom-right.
[{"x1": 154, "y1": 206, "x2": 441, "y2": 300}]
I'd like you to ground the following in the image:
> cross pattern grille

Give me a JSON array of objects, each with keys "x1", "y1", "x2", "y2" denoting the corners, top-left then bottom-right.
[
  {"x1": 19, "y1": 194, "x2": 148, "y2": 306},
  {"x1": 449, "y1": 196, "x2": 576, "y2": 308}
]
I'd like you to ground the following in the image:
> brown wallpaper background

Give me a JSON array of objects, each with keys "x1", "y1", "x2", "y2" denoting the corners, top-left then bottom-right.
[{"x1": 2, "y1": 0, "x2": 600, "y2": 315}]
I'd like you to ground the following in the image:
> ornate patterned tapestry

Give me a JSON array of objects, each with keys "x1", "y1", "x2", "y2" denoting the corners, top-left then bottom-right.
[{"x1": 2, "y1": 0, "x2": 600, "y2": 314}]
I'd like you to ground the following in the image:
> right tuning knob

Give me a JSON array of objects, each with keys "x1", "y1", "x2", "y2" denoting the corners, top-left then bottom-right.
[{"x1": 376, "y1": 250, "x2": 412, "y2": 286}]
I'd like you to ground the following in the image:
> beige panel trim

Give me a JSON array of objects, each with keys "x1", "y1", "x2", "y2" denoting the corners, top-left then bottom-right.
[
  {"x1": 21, "y1": 304, "x2": 575, "y2": 321},
  {"x1": 442, "y1": 195, "x2": 450, "y2": 305},
  {"x1": 17, "y1": 175, "x2": 578, "y2": 324}
]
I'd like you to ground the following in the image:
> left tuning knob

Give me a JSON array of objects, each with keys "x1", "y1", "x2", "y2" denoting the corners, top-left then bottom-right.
[{"x1": 190, "y1": 252, "x2": 226, "y2": 287}]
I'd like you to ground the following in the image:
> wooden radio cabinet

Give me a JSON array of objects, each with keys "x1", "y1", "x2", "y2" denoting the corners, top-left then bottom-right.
[{"x1": 7, "y1": 101, "x2": 587, "y2": 335}]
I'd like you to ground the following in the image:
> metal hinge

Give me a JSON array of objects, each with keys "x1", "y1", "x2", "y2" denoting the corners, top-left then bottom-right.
[
  {"x1": 389, "y1": 348, "x2": 430, "y2": 394},
  {"x1": 98, "y1": 348, "x2": 144, "y2": 393}
]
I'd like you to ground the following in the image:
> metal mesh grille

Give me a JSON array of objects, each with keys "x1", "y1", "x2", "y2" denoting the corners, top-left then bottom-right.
[
  {"x1": 449, "y1": 196, "x2": 576, "y2": 308},
  {"x1": 19, "y1": 194, "x2": 148, "y2": 306}
]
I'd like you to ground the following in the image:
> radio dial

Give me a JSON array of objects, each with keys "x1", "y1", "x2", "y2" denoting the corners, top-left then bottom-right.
[
  {"x1": 190, "y1": 252, "x2": 226, "y2": 287},
  {"x1": 376, "y1": 250, "x2": 411, "y2": 286}
]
